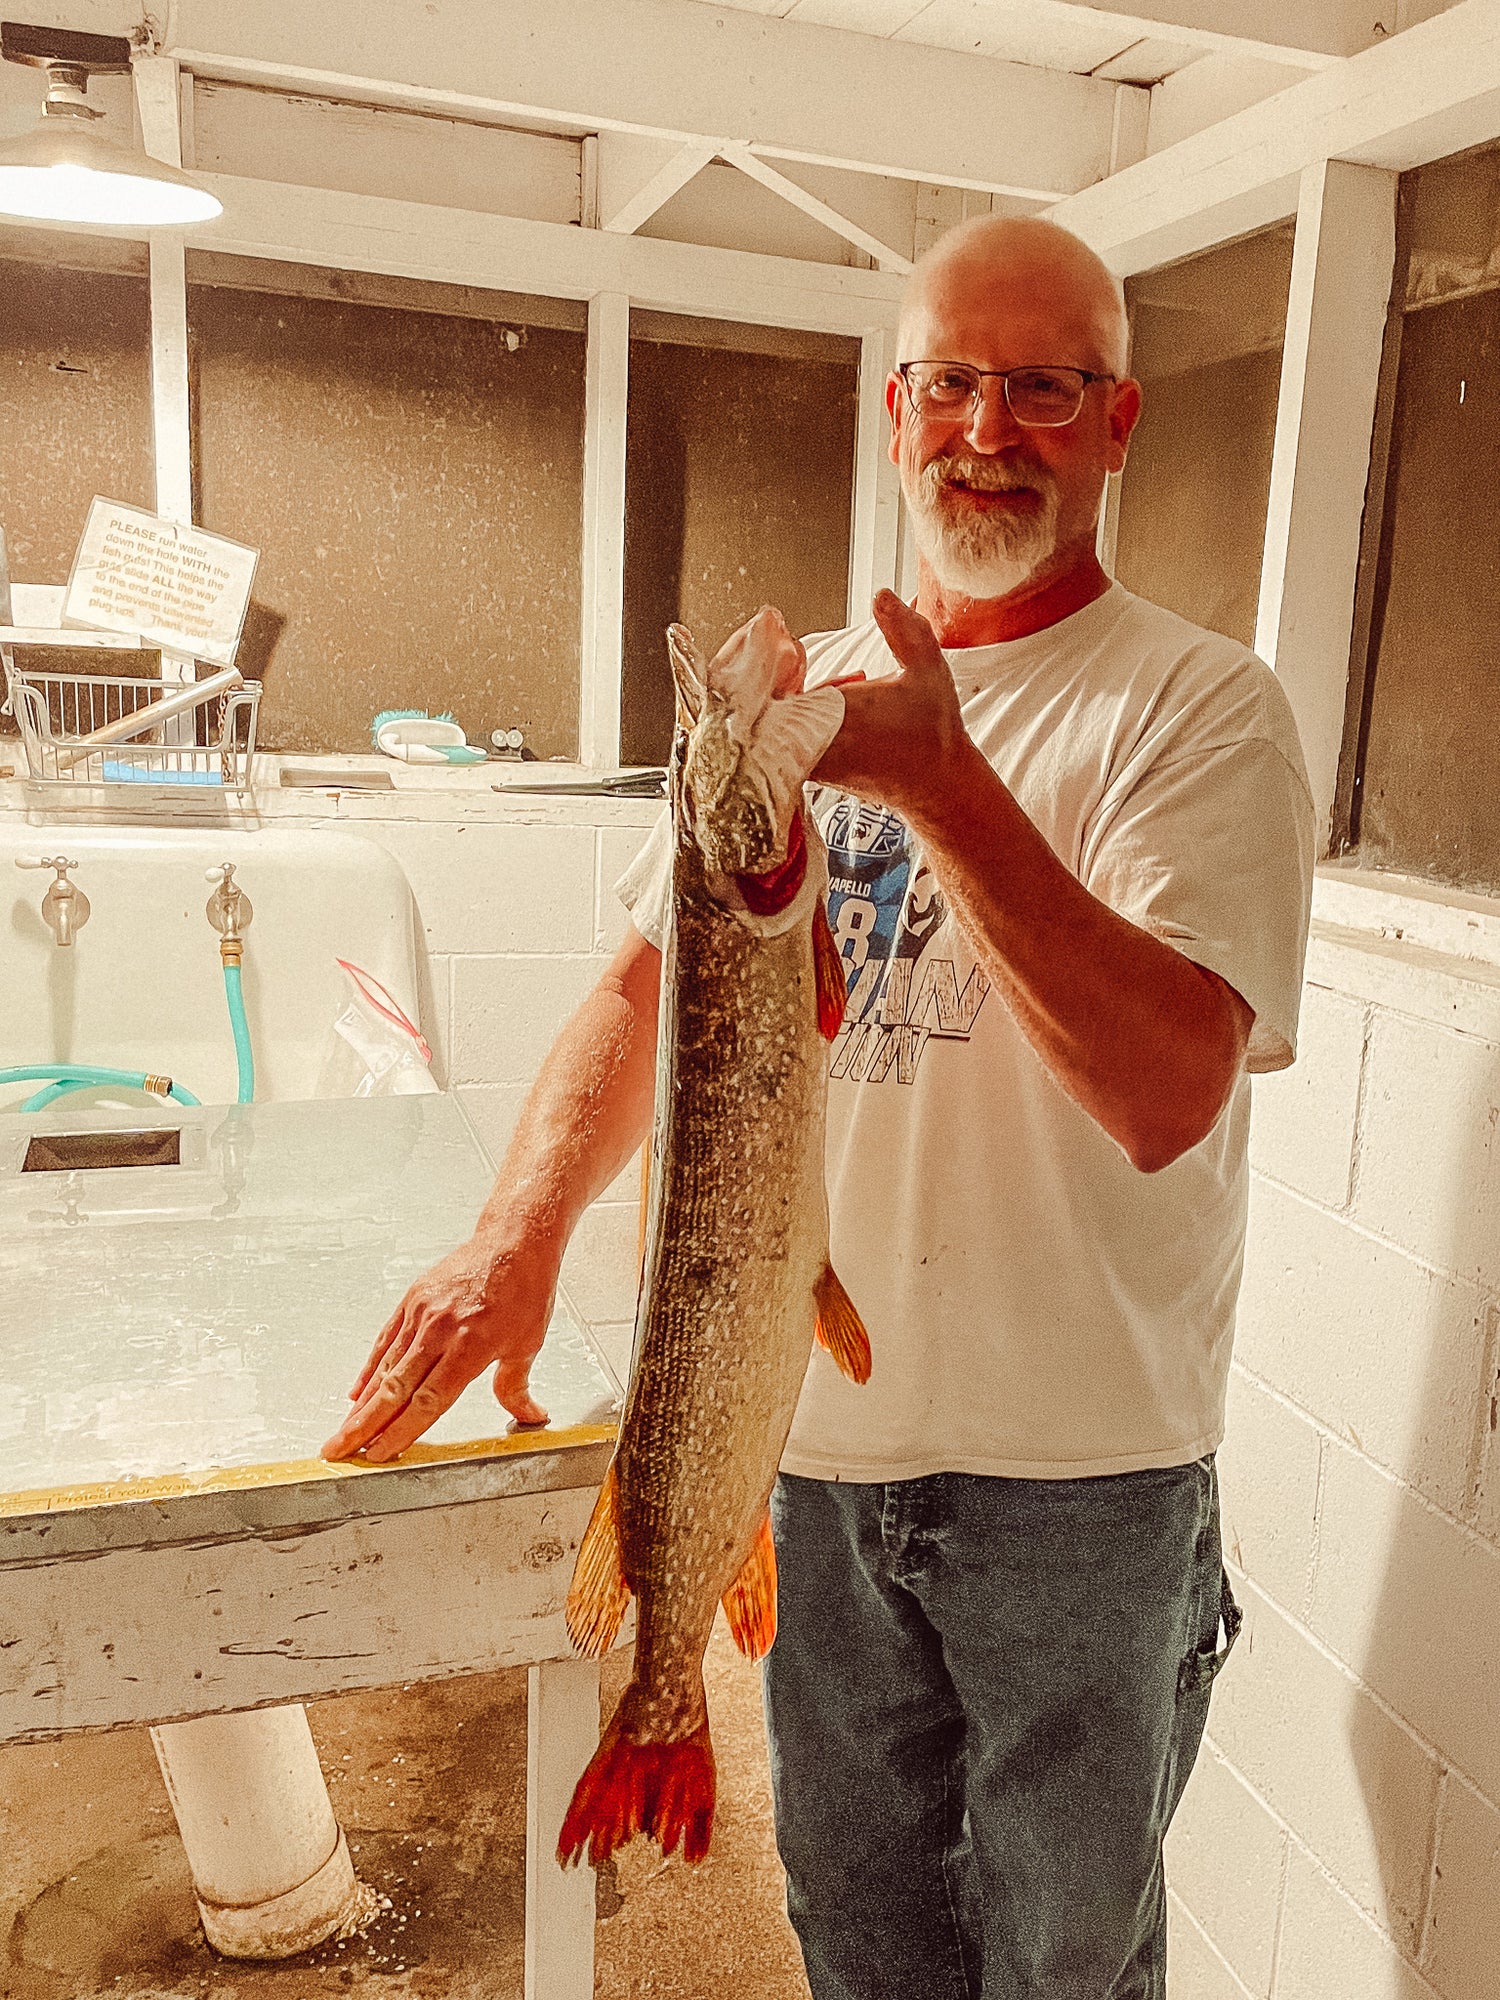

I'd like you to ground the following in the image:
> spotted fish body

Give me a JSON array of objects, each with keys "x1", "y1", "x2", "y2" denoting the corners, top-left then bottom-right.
[{"x1": 557, "y1": 609, "x2": 869, "y2": 1869}]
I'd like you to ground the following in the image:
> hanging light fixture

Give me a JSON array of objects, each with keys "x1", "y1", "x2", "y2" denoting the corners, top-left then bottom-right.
[{"x1": 0, "y1": 20, "x2": 221, "y2": 227}]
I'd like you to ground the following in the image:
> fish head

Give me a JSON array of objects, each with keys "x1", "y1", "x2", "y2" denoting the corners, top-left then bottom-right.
[{"x1": 668, "y1": 608, "x2": 843, "y2": 883}]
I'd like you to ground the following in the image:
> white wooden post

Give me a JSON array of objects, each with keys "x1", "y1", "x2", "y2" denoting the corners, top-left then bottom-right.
[
  {"x1": 525, "y1": 1655, "x2": 601, "y2": 2000},
  {"x1": 133, "y1": 53, "x2": 196, "y2": 690},
  {"x1": 848, "y1": 326, "x2": 903, "y2": 624},
  {"x1": 579, "y1": 292, "x2": 630, "y2": 768},
  {"x1": 1254, "y1": 158, "x2": 1398, "y2": 849}
]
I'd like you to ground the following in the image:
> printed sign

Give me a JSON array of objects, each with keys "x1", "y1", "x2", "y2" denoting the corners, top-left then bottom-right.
[{"x1": 62, "y1": 499, "x2": 258, "y2": 669}]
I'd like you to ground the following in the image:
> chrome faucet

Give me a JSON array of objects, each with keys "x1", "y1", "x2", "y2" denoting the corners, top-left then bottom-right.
[{"x1": 15, "y1": 856, "x2": 90, "y2": 947}]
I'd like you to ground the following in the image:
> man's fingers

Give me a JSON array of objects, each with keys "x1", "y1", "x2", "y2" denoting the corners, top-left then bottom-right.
[
  {"x1": 323, "y1": 1345, "x2": 440, "y2": 1461},
  {"x1": 324, "y1": 1330, "x2": 447, "y2": 1460},
  {"x1": 345, "y1": 1323, "x2": 419, "y2": 1423},
  {"x1": 872, "y1": 589, "x2": 945, "y2": 675},
  {"x1": 355, "y1": 1350, "x2": 495, "y2": 1465},
  {"x1": 349, "y1": 1304, "x2": 407, "y2": 1400}
]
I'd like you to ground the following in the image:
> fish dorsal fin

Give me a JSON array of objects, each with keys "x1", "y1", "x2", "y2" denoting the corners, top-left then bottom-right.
[
  {"x1": 668, "y1": 624, "x2": 706, "y2": 732},
  {"x1": 566, "y1": 1461, "x2": 632, "y2": 1658},
  {"x1": 721, "y1": 1510, "x2": 777, "y2": 1660},
  {"x1": 814, "y1": 1264, "x2": 872, "y2": 1384}
]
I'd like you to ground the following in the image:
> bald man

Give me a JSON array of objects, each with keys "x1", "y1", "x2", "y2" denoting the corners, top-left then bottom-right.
[{"x1": 326, "y1": 218, "x2": 1316, "y2": 1998}]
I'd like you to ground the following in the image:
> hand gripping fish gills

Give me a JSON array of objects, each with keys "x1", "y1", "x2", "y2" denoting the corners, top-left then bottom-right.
[{"x1": 558, "y1": 607, "x2": 870, "y2": 1869}]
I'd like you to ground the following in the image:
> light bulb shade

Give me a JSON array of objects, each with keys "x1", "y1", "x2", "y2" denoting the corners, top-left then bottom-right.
[{"x1": 0, "y1": 120, "x2": 221, "y2": 226}]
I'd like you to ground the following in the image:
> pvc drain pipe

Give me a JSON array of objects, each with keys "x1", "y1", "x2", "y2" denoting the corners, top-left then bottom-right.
[{"x1": 151, "y1": 1706, "x2": 372, "y2": 1958}]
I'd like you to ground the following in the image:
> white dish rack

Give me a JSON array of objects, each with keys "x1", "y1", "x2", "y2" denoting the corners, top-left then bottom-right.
[
  {"x1": 0, "y1": 554, "x2": 261, "y2": 817},
  {"x1": 2, "y1": 658, "x2": 261, "y2": 814}
]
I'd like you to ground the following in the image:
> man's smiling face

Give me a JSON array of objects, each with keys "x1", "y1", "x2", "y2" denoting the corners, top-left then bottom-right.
[{"x1": 888, "y1": 219, "x2": 1141, "y2": 605}]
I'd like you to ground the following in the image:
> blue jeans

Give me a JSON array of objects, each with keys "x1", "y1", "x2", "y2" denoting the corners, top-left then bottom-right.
[{"x1": 764, "y1": 1462, "x2": 1239, "y2": 2000}]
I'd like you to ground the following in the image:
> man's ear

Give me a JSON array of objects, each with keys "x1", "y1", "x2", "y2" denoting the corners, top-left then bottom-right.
[
  {"x1": 886, "y1": 371, "x2": 904, "y2": 470},
  {"x1": 1106, "y1": 377, "x2": 1143, "y2": 474}
]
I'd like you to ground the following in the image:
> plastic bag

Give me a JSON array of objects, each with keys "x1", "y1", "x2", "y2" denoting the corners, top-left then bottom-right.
[{"x1": 317, "y1": 959, "x2": 439, "y2": 1097}]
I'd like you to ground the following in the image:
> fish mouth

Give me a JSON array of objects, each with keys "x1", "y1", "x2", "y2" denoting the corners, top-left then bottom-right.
[{"x1": 669, "y1": 611, "x2": 843, "y2": 889}]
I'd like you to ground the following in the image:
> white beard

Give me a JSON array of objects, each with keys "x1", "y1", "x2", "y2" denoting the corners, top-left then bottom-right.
[{"x1": 905, "y1": 454, "x2": 1063, "y2": 598}]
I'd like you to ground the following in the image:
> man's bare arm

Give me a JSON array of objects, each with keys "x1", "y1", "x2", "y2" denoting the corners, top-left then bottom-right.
[
  {"x1": 817, "y1": 592, "x2": 1252, "y2": 1173},
  {"x1": 322, "y1": 923, "x2": 661, "y2": 1462}
]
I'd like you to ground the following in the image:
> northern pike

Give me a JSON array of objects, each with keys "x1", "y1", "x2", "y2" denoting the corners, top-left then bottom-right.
[{"x1": 557, "y1": 607, "x2": 871, "y2": 1870}]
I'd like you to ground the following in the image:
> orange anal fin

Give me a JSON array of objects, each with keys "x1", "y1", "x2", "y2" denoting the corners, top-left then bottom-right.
[
  {"x1": 565, "y1": 1461, "x2": 632, "y2": 1658},
  {"x1": 558, "y1": 1706, "x2": 716, "y2": 1869},
  {"x1": 815, "y1": 1263, "x2": 872, "y2": 1384},
  {"x1": 721, "y1": 1511, "x2": 778, "y2": 1661},
  {"x1": 812, "y1": 900, "x2": 847, "y2": 1042}
]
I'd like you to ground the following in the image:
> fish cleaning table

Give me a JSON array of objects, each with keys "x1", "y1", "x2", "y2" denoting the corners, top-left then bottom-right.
[{"x1": 0, "y1": 1092, "x2": 618, "y2": 1997}]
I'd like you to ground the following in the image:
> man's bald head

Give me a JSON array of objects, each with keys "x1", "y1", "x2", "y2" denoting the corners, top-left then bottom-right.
[{"x1": 898, "y1": 215, "x2": 1129, "y2": 378}]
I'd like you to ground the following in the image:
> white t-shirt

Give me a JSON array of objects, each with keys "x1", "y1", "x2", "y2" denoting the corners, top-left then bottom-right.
[{"x1": 617, "y1": 585, "x2": 1316, "y2": 1481}]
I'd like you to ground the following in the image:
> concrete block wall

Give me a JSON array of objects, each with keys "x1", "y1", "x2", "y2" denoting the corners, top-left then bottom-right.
[{"x1": 1167, "y1": 868, "x2": 1500, "y2": 2000}]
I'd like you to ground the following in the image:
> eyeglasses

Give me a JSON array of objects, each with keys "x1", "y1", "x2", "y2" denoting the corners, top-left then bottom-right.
[{"x1": 898, "y1": 362, "x2": 1115, "y2": 428}]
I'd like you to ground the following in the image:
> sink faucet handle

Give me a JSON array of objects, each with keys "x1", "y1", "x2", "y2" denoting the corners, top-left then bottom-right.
[{"x1": 18, "y1": 856, "x2": 89, "y2": 945}]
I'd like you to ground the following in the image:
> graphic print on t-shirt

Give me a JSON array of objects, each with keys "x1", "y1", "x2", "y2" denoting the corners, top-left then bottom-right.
[{"x1": 821, "y1": 795, "x2": 989, "y2": 1086}]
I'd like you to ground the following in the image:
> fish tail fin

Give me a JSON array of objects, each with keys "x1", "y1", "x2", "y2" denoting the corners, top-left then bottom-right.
[
  {"x1": 812, "y1": 899, "x2": 848, "y2": 1042},
  {"x1": 721, "y1": 1509, "x2": 777, "y2": 1660},
  {"x1": 815, "y1": 1263, "x2": 873, "y2": 1384},
  {"x1": 557, "y1": 1695, "x2": 716, "y2": 1869},
  {"x1": 566, "y1": 1462, "x2": 632, "y2": 1657}
]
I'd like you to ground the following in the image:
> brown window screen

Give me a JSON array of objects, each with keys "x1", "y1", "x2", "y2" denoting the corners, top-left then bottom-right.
[
  {"x1": 622, "y1": 313, "x2": 860, "y2": 766},
  {"x1": 1339, "y1": 142, "x2": 1500, "y2": 894},
  {"x1": 186, "y1": 257, "x2": 587, "y2": 759},
  {"x1": 0, "y1": 232, "x2": 160, "y2": 686},
  {"x1": 1115, "y1": 225, "x2": 1294, "y2": 646}
]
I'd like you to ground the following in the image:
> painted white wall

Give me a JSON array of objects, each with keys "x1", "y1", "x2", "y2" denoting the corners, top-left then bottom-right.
[{"x1": 1167, "y1": 866, "x2": 1500, "y2": 2000}]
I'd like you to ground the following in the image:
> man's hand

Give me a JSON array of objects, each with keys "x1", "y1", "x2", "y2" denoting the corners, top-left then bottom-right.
[
  {"x1": 322, "y1": 1225, "x2": 555, "y2": 1464},
  {"x1": 814, "y1": 590, "x2": 972, "y2": 822}
]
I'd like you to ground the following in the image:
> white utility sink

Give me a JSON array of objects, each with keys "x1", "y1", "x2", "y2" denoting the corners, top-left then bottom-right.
[{"x1": 0, "y1": 821, "x2": 422, "y2": 1107}]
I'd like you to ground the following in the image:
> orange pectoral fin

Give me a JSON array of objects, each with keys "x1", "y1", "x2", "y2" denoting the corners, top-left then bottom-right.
[
  {"x1": 814, "y1": 1264, "x2": 872, "y2": 1384},
  {"x1": 721, "y1": 1510, "x2": 778, "y2": 1661},
  {"x1": 566, "y1": 1461, "x2": 633, "y2": 1658},
  {"x1": 812, "y1": 900, "x2": 847, "y2": 1043}
]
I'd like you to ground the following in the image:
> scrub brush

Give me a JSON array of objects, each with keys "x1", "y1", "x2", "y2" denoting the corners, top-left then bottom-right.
[{"x1": 372, "y1": 709, "x2": 487, "y2": 765}]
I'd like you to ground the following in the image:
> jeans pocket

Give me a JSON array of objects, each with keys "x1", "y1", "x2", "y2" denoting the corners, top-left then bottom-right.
[{"x1": 1176, "y1": 1569, "x2": 1243, "y2": 1701}]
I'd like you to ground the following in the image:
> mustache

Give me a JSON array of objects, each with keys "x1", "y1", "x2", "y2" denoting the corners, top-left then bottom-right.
[{"x1": 919, "y1": 453, "x2": 1056, "y2": 497}]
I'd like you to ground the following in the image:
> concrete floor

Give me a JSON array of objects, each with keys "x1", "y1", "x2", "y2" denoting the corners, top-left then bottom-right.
[{"x1": 0, "y1": 1624, "x2": 811, "y2": 2000}]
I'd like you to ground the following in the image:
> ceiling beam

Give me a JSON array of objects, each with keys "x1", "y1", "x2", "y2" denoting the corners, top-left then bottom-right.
[
  {"x1": 1046, "y1": 0, "x2": 1394, "y2": 68},
  {"x1": 1048, "y1": 0, "x2": 1500, "y2": 274},
  {"x1": 163, "y1": 0, "x2": 1119, "y2": 201},
  {"x1": 182, "y1": 172, "x2": 905, "y2": 334}
]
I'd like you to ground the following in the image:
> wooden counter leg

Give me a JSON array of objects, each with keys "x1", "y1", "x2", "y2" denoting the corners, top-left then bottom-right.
[{"x1": 525, "y1": 1654, "x2": 601, "y2": 2000}]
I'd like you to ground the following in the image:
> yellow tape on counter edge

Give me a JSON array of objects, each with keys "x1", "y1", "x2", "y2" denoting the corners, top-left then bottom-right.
[{"x1": 0, "y1": 1422, "x2": 619, "y2": 1520}]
